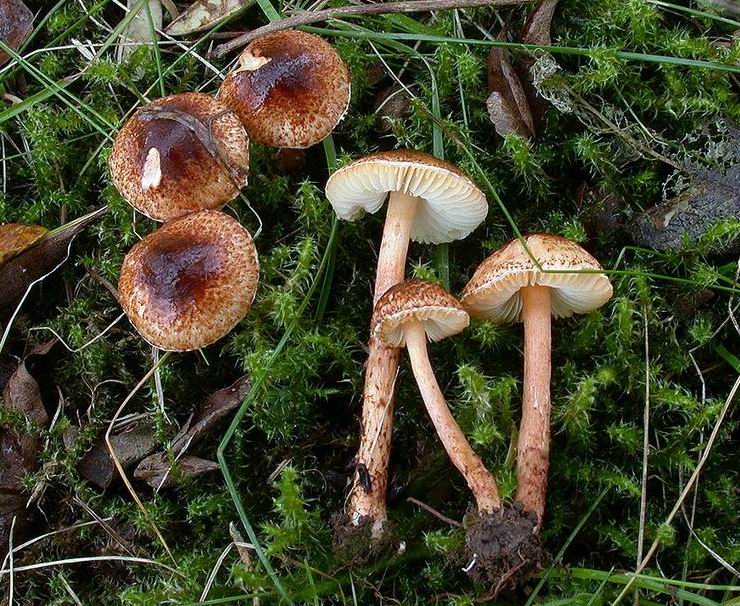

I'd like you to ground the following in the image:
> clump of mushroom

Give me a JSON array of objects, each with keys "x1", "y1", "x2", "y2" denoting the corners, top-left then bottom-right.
[
  {"x1": 218, "y1": 29, "x2": 351, "y2": 154},
  {"x1": 118, "y1": 210, "x2": 259, "y2": 351},
  {"x1": 374, "y1": 279, "x2": 548, "y2": 590},
  {"x1": 460, "y1": 234, "x2": 612, "y2": 585},
  {"x1": 110, "y1": 92, "x2": 250, "y2": 222},
  {"x1": 325, "y1": 150, "x2": 487, "y2": 543}
]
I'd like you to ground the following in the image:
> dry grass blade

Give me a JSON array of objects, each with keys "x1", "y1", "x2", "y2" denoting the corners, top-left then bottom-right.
[{"x1": 211, "y1": 0, "x2": 531, "y2": 57}]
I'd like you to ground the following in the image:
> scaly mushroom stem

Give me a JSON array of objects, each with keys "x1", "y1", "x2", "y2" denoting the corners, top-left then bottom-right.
[
  {"x1": 515, "y1": 285, "x2": 552, "y2": 527},
  {"x1": 348, "y1": 192, "x2": 420, "y2": 532},
  {"x1": 405, "y1": 320, "x2": 501, "y2": 513}
]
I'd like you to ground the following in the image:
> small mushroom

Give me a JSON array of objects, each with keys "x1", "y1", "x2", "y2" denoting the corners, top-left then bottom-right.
[
  {"x1": 461, "y1": 234, "x2": 613, "y2": 526},
  {"x1": 373, "y1": 280, "x2": 501, "y2": 513},
  {"x1": 218, "y1": 29, "x2": 351, "y2": 149},
  {"x1": 118, "y1": 210, "x2": 259, "y2": 351},
  {"x1": 109, "y1": 92, "x2": 250, "y2": 222},
  {"x1": 325, "y1": 150, "x2": 487, "y2": 538}
]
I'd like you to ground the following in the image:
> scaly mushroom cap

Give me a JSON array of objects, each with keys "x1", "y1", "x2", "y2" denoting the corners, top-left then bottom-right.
[
  {"x1": 218, "y1": 30, "x2": 351, "y2": 149},
  {"x1": 0, "y1": 224, "x2": 48, "y2": 264},
  {"x1": 461, "y1": 234, "x2": 613, "y2": 322},
  {"x1": 373, "y1": 279, "x2": 470, "y2": 348},
  {"x1": 109, "y1": 92, "x2": 250, "y2": 222},
  {"x1": 0, "y1": 0, "x2": 33, "y2": 67},
  {"x1": 325, "y1": 150, "x2": 488, "y2": 245},
  {"x1": 118, "y1": 210, "x2": 259, "y2": 351}
]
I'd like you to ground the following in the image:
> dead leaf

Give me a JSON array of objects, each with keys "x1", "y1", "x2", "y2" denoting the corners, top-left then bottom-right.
[
  {"x1": 78, "y1": 424, "x2": 158, "y2": 490},
  {"x1": 0, "y1": 224, "x2": 48, "y2": 265},
  {"x1": 171, "y1": 375, "x2": 250, "y2": 453},
  {"x1": 630, "y1": 163, "x2": 740, "y2": 251},
  {"x1": 513, "y1": 0, "x2": 559, "y2": 130},
  {"x1": 0, "y1": 0, "x2": 33, "y2": 67},
  {"x1": 2, "y1": 340, "x2": 56, "y2": 426},
  {"x1": 134, "y1": 453, "x2": 219, "y2": 489},
  {"x1": 166, "y1": 0, "x2": 251, "y2": 36},
  {"x1": 487, "y1": 41, "x2": 535, "y2": 139},
  {"x1": 0, "y1": 207, "x2": 106, "y2": 310},
  {"x1": 117, "y1": 0, "x2": 162, "y2": 62},
  {"x1": 519, "y1": 0, "x2": 559, "y2": 47}
]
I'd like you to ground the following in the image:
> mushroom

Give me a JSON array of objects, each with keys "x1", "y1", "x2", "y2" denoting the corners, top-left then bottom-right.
[
  {"x1": 218, "y1": 29, "x2": 351, "y2": 150},
  {"x1": 461, "y1": 234, "x2": 613, "y2": 526},
  {"x1": 118, "y1": 210, "x2": 259, "y2": 351},
  {"x1": 110, "y1": 92, "x2": 250, "y2": 222},
  {"x1": 373, "y1": 280, "x2": 501, "y2": 513},
  {"x1": 325, "y1": 150, "x2": 487, "y2": 540},
  {"x1": 0, "y1": 0, "x2": 33, "y2": 68}
]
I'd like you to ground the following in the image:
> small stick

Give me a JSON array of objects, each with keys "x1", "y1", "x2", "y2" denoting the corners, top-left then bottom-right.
[
  {"x1": 407, "y1": 497, "x2": 463, "y2": 528},
  {"x1": 211, "y1": 0, "x2": 531, "y2": 57}
]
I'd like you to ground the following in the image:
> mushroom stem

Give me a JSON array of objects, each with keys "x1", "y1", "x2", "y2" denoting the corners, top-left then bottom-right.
[
  {"x1": 374, "y1": 192, "x2": 420, "y2": 304},
  {"x1": 405, "y1": 320, "x2": 501, "y2": 513},
  {"x1": 348, "y1": 191, "x2": 420, "y2": 530},
  {"x1": 515, "y1": 285, "x2": 552, "y2": 527}
]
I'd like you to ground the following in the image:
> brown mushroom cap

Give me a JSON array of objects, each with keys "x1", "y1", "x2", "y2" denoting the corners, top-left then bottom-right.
[
  {"x1": 218, "y1": 30, "x2": 351, "y2": 149},
  {"x1": 461, "y1": 234, "x2": 613, "y2": 322},
  {"x1": 109, "y1": 92, "x2": 250, "y2": 222},
  {"x1": 373, "y1": 279, "x2": 470, "y2": 348},
  {"x1": 0, "y1": 0, "x2": 33, "y2": 67},
  {"x1": 118, "y1": 210, "x2": 259, "y2": 351},
  {"x1": 325, "y1": 150, "x2": 488, "y2": 245},
  {"x1": 0, "y1": 224, "x2": 48, "y2": 265}
]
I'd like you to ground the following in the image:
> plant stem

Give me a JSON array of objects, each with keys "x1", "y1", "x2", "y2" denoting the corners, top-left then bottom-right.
[
  {"x1": 405, "y1": 321, "x2": 501, "y2": 513},
  {"x1": 211, "y1": 0, "x2": 530, "y2": 57},
  {"x1": 347, "y1": 192, "x2": 420, "y2": 531},
  {"x1": 515, "y1": 285, "x2": 552, "y2": 527}
]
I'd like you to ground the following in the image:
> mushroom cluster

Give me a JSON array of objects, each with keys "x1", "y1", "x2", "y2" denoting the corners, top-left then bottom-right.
[
  {"x1": 105, "y1": 25, "x2": 616, "y2": 594},
  {"x1": 109, "y1": 29, "x2": 351, "y2": 352}
]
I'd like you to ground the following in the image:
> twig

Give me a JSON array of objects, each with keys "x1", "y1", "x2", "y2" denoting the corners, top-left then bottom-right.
[
  {"x1": 635, "y1": 305, "x2": 651, "y2": 605},
  {"x1": 211, "y1": 0, "x2": 531, "y2": 57},
  {"x1": 406, "y1": 497, "x2": 462, "y2": 528}
]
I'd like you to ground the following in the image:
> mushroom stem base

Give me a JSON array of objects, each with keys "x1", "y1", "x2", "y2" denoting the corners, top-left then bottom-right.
[
  {"x1": 405, "y1": 320, "x2": 501, "y2": 512},
  {"x1": 516, "y1": 285, "x2": 552, "y2": 527}
]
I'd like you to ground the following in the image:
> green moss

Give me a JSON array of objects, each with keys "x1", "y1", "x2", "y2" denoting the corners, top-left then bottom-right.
[{"x1": 0, "y1": 0, "x2": 738, "y2": 603}]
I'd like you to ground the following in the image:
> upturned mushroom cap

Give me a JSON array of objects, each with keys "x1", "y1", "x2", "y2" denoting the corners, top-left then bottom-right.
[
  {"x1": 109, "y1": 92, "x2": 250, "y2": 222},
  {"x1": 373, "y1": 279, "x2": 470, "y2": 348},
  {"x1": 218, "y1": 30, "x2": 351, "y2": 149},
  {"x1": 118, "y1": 210, "x2": 259, "y2": 351},
  {"x1": 461, "y1": 234, "x2": 613, "y2": 322},
  {"x1": 325, "y1": 150, "x2": 488, "y2": 245}
]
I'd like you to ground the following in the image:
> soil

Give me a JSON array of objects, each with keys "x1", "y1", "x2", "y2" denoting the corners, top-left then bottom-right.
[
  {"x1": 331, "y1": 512, "x2": 398, "y2": 567},
  {"x1": 462, "y1": 503, "x2": 550, "y2": 593}
]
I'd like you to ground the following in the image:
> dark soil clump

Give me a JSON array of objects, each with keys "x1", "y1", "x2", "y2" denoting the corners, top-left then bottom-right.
[
  {"x1": 331, "y1": 512, "x2": 397, "y2": 566},
  {"x1": 462, "y1": 503, "x2": 550, "y2": 592}
]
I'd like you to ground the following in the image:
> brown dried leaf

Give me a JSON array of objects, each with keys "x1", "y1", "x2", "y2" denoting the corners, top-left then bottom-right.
[
  {"x1": 78, "y1": 424, "x2": 158, "y2": 490},
  {"x1": 487, "y1": 44, "x2": 535, "y2": 139},
  {"x1": 0, "y1": 224, "x2": 48, "y2": 265},
  {"x1": 166, "y1": 0, "x2": 251, "y2": 36},
  {"x1": 519, "y1": 0, "x2": 559, "y2": 47},
  {"x1": 172, "y1": 375, "x2": 250, "y2": 453},
  {"x1": 630, "y1": 163, "x2": 740, "y2": 251},
  {"x1": 0, "y1": 0, "x2": 33, "y2": 67},
  {"x1": 134, "y1": 453, "x2": 219, "y2": 489},
  {"x1": 2, "y1": 340, "x2": 56, "y2": 426},
  {"x1": 0, "y1": 207, "x2": 106, "y2": 310}
]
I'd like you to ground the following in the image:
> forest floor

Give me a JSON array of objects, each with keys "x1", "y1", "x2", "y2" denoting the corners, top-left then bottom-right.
[{"x1": 0, "y1": 0, "x2": 739, "y2": 604}]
